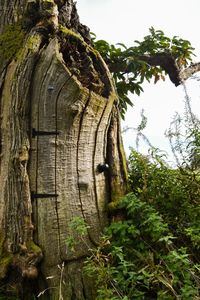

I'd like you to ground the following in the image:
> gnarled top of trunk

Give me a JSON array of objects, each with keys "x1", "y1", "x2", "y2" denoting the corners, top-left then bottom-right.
[{"x1": 0, "y1": 0, "x2": 91, "y2": 43}]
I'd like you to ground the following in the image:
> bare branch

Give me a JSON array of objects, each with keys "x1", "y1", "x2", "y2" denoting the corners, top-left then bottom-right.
[{"x1": 179, "y1": 62, "x2": 200, "y2": 82}]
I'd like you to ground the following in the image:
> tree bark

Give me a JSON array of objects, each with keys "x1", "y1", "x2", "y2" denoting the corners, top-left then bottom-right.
[{"x1": 0, "y1": 1, "x2": 127, "y2": 299}]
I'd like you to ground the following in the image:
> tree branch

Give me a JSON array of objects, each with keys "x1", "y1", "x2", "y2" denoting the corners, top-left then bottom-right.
[
  {"x1": 179, "y1": 62, "x2": 200, "y2": 82},
  {"x1": 108, "y1": 53, "x2": 200, "y2": 87},
  {"x1": 139, "y1": 53, "x2": 181, "y2": 86}
]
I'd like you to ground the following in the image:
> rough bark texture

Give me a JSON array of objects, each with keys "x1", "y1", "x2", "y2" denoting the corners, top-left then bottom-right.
[
  {"x1": 0, "y1": 1, "x2": 127, "y2": 299},
  {"x1": 0, "y1": 0, "x2": 27, "y2": 33},
  {"x1": 179, "y1": 62, "x2": 200, "y2": 82}
]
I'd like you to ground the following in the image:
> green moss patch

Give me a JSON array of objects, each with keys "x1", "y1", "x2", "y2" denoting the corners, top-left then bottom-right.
[
  {"x1": 27, "y1": 241, "x2": 42, "y2": 254},
  {"x1": 0, "y1": 255, "x2": 12, "y2": 279},
  {"x1": 0, "y1": 22, "x2": 25, "y2": 64}
]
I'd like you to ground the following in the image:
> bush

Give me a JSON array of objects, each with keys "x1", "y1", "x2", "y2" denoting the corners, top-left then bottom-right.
[{"x1": 85, "y1": 150, "x2": 200, "y2": 299}]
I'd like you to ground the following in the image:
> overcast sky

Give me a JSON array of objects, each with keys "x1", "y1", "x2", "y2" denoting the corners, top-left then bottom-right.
[{"x1": 77, "y1": 0, "x2": 200, "y2": 163}]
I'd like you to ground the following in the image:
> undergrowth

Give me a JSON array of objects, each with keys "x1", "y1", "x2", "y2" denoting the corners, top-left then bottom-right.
[{"x1": 83, "y1": 149, "x2": 200, "y2": 299}]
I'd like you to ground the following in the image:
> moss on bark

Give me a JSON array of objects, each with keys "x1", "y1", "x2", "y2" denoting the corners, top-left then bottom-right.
[{"x1": 0, "y1": 22, "x2": 25, "y2": 64}]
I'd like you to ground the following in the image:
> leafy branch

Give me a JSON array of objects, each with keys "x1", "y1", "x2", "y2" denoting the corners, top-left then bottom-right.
[{"x1": 92, "y1": 27, "x2": 197, "y2": 118}]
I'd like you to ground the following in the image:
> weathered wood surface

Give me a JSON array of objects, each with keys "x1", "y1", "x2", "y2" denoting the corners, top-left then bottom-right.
[
  {"x1": 30, "y1": 38, "x2": 112, "y2": 250},
  {"x1": 29, "y1": 38, "x2": 116, "y2": 296}
]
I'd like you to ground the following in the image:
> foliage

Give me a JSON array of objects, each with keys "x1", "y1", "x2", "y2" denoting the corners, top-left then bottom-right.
[
  {"x1": 65, "y1": 216, "x2": 90, "y2": 251},
  {"x1": 128, "y1": 149, "x2": 200, "y2": 249},
  {"x1": 166, "y1": 84, "x2": 200, "y2": 170},
  {"x1": 84, "y1": 148, "x2": 200, "y2": 299},
  {"x1": 92, "y1": 27, "x2": 195, "y2": 118}
]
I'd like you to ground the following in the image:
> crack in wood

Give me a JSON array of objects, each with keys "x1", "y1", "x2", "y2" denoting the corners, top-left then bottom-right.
[
  {"x1": 54, "y1": 74, "x2": 74, "y2": 260},
  {"x1": 76, "y1": 90, "x2": 98, "y2": 247},
  {"x1": 92, "y1": 97, "x2": 109, "y2": 229}
]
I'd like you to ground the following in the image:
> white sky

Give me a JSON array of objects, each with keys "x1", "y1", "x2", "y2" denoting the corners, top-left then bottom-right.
[{"x1": 77, "y1": 0, "x2": 200, "y2": 163}]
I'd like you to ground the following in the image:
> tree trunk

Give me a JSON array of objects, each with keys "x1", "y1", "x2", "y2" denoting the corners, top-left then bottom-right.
[{"x1": 0, "y1": 1, "x2": 127, "y2": 299}]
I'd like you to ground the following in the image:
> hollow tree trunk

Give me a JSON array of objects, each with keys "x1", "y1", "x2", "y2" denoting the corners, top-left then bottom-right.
[{"x1": 0, "y1": 1, "x2": 127, "y2": 299}]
